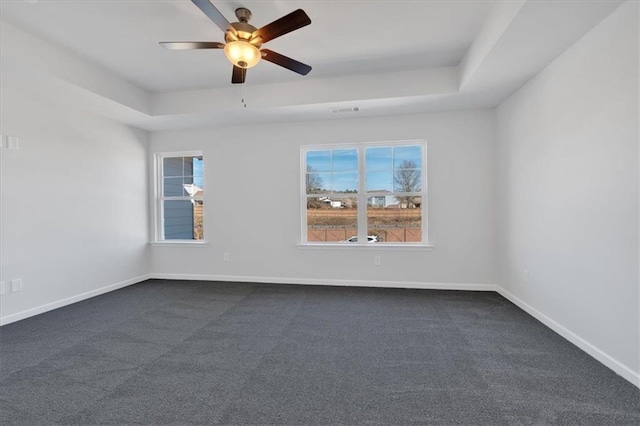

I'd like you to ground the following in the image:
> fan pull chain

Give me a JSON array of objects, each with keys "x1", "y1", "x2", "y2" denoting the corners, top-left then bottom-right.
[{"x1": 241, "y1": 78, "x2": 247, "y2": 108}]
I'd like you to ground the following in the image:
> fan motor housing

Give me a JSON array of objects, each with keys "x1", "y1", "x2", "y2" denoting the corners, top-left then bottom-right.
[{"x1": 227, "y1": 22, "x2": 259, "y2": 44}]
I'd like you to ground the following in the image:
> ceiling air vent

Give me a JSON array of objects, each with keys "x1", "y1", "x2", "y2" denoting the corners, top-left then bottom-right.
[{"x1": 330, "y1": 107, "x2": 360, "y2": 114}]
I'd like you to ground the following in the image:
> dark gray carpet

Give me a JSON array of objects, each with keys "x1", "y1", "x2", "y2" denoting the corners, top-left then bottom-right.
[{"x1": 1, "y1": 280, "x2": 638, "y2": 425}]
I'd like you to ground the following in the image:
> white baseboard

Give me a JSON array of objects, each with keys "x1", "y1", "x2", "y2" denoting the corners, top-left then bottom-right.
[
  {"x1": 496, "y1": 286, "x2": 640, "y2": 389},
  {"x1": 149, "y1": 273, "x2": 498, "y2": 292},
  {"x1": 0, "y1": 274, "x2": 151, "y2": 326}
]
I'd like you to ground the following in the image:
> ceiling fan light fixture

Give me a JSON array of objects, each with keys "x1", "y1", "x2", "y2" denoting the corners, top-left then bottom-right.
[
  {"x1": 224, "y1": 40, "x2": 261, "y2": 68},
  {"x1": 161, "y1": 2, "x2": 312, "y2": 83}
]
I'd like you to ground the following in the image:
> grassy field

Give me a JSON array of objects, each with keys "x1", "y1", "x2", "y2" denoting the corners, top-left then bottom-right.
[{"x1": 307, "y1": 207, "x2": 421, "y2": 226}]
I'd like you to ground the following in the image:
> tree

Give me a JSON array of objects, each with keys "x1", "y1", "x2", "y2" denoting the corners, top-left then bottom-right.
[
  {"x1": 394, "y1": 160, "x2": 421, "y2": 208},
  {"x1": 306, "y1": 165, "x2": 324, "y2": 193},
  {"x1": 306, "y1": 166, "x2": 325, "y2": 208}
]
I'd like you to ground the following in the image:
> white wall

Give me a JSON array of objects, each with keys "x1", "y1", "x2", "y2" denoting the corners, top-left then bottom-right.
[
  {"x1": 0, "y1": 0, "x2": 636, "y2": 390},
  {"x1": 149, "y1": 110, "x2": 496, "y2": 289},
  {"x1": 496, "y1": 0, "x2": 639, "y2": 384},
  {"x1": 0, "y1": 67, "x2": 150, "y2": 325}
]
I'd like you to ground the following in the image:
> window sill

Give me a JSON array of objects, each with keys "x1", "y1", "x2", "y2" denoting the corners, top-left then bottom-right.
[
  {"x1": 149, "y1": 241, "x2": 209, "y2": 247},
  {"x1": 297, "y1": 243, "x2": 434, "y2": 250}
]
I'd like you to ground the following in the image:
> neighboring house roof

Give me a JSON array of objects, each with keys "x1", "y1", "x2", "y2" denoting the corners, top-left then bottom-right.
[{"x1": 183, "y1": 184, "x2": 203, "y2": 197}]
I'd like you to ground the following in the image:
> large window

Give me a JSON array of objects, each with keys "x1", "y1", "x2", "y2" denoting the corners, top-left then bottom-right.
[
  {"x1": 155, "y1": 152, "x2": 204, "y2": 241},
  {"x1": 302, "y1": 141, "x2": 426, "y2": 245}
]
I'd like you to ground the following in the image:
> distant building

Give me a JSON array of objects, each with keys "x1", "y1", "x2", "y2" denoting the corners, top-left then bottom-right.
[
  {"x1": 183, "y1": 184, "x2": 203, "y2": 204},
  {"x1": 319, "y1": 197, "x2": 344, "y2": 208},
  {"x1": 369, "y1": 193, "x2": 399, "y2": 208}
]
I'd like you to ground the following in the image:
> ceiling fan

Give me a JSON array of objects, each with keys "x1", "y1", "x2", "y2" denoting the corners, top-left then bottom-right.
[{"x1": 160, "y1": 0, "x2": 312, "y2": 84}]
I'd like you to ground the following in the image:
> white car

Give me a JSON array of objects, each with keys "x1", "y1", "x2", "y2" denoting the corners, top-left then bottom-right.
[{"x1": 345, "y1": 236, "x2": 378, "y2": 243}]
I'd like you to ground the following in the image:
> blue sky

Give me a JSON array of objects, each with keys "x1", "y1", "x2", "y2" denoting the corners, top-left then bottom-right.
[
  {"x1": 306, "y1": 146, "x2": 422, "y2": 192},
  {"x1": 192, "y1": 157, "x2": 204, "y2": 188}
]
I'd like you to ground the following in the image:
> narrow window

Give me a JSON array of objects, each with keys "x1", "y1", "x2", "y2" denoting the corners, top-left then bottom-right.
[{"x1": 156, "y1": 153, "x2": 204, "y2": 241}]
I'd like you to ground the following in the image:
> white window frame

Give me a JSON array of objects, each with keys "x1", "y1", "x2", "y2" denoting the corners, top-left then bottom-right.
[
  {"x1": 152, "y1": 151, "x2": 206, "y2": 244},
  {"x1": 300, "y1": 140, "x2": 429, "y2": 248}
]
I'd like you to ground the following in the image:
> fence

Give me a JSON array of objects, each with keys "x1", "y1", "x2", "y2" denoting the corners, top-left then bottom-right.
[
  {"x1": 307, "y1": 207, "x2": 421, "y2": 242},
  {"x1": 307, "y1": 226, "x2": 421, "y2": 243}
]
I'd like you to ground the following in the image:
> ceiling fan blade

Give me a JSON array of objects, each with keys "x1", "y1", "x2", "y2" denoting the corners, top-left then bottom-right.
[
  {"x1": 261, "y1": 49, "x2": 312, "y2": 75},
  {"x1": 250, "y1": 9, "x2": 311, "y2": 44},
  {"x1": 191, "y1": 0, "x2": 233, "y2": 34},
  {"x1": 232, "y1": 66, "x2": 246, "y2": 84},
  {"x1": 160, "y1": 41, "x2": 225, "y2": 50}
]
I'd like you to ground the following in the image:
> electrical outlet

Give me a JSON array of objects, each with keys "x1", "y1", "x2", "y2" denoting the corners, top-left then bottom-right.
[
  {"x1": 11, "y1": 278, "x2": 22, "y2": 293},
  {"x1": 374, "y1": 256, "x2": 381, "y2": 266},
  {"x1": 0, "y1": 281, "x2": 6, "y2": 295},
  {"x1": 223, "y1": 253, "x2": 230, "y2": 262}
]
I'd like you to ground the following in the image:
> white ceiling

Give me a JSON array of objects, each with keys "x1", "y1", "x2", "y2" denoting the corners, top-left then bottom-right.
[
  {"x1": 0, "y1": 0, "x2": 493, "y2": 92},
  {"x1": 0, "y1": 0, "x2": 625, "y2": 130}
]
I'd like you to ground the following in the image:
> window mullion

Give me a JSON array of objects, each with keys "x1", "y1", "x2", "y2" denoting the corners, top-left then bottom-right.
[{"x1": 162, "y1": 196, "x2": 192, "y2": 201}]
